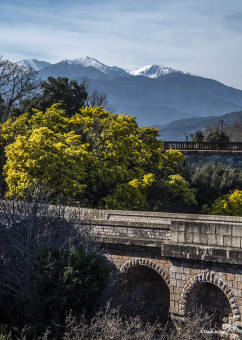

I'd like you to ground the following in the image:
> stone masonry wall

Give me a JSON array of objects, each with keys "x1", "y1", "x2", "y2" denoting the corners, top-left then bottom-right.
[
  {"x1": 170, "y1": 260, "x2": 242, "y2": 334},
  {"x1": 72, "y1": 207, "x2": 242, "y2": 334},
  {"x1": 103, "y1": 248, "x2": 242, "y2": 335},
  {"x1": 161, "y1": 220, "x2": 242, "y2": 264}
]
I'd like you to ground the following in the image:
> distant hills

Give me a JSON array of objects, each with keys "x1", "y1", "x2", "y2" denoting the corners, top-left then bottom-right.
[
  {"x1": 22, "y1": 57, "x2": 242, "y2": 128},
  {"x1": 155, "y1": 110, "x2": 242, "y2": 141}
]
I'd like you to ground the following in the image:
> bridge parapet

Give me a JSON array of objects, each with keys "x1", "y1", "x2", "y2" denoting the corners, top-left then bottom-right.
[
  {"x1": 161, "y1": 219, "x2": 242, "y2": 264},
  {"x1": 77, "y1": 208, "x2": 242, "y2": 264},
  {"x1": 78, "y1": 208, "x2": 172, "y2": 247}
]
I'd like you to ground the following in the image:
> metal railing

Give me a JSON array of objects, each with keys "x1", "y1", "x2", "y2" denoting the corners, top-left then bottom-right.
[{"x1": 163, "y1": 141, "x2": 242, "y2": 151}]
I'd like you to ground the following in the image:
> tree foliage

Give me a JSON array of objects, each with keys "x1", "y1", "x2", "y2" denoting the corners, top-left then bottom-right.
[
  {"x1": 0, "y1": 105, "x2": 196, "y2": 210},
  {"x1": 203, "y1": 128, "x2": 229, "y2": 143},
  {"x1": 191, "y1": 128, "x2": 229, "y2": 143},
  {"x1": 12, "y1": 76, "x2": 88, "y2": 117},
  {"x1": 11, "y1": 76, "x2": 109, "y2": 118},
  {"x1": 191, "y1": 130, "x2": 204, "y2": 142},
  {"x1": 206, "y1": 190, "x2": 242, "y2": 216},
  {"x1": 191, "y1": 162, "x2": 242, "y2": 207},
  {"x1": 224, "y1": 115, "x2": 242, "y2": 142},
  {"x1": 164, "y1": 174, "x2": 197, "y2": 205},
  {"x1": 4, "y1": 126, "x2": 88, "y2": 200}
]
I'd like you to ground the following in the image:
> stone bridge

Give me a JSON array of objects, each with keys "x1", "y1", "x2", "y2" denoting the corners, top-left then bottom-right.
[{"x1": 78, "y1": 208, "x2": 242, "y2": 335}]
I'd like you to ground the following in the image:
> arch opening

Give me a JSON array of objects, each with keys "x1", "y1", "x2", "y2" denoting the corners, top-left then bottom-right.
[
  {"x1": 115, "y1": 265, "x2": 170, "y2": 323},
  {"x1": 185, "y1": 282, "x2": 233, "y2": 329}
]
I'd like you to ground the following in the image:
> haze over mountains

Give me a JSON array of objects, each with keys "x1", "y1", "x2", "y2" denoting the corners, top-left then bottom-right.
[{"x1": 22, "y1": 57, "x2": 242, "y2": 129}]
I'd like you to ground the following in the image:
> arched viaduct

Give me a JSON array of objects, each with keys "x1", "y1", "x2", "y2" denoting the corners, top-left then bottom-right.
[{"x1": 77, "y1": 208, "x2": 242, "y2": 335}]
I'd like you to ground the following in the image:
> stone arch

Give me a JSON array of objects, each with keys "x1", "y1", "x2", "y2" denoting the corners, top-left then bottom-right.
[
  {"x1": 121, "y1": 258, "x2": 170, "y2": 287},
  {"x1": 119, "y1": 258, "x2": 170, "y2": 323},
  {"x1": 179, "y1": 270, "x2": 241, "y2": 322}
]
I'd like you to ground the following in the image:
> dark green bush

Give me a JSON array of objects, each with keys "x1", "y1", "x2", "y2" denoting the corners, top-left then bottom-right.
[
  {"x1": 191, "y1": 162, "x2": 242, "y2": 207},
  {"x1": 35, "y1": 246, "x2": 111, "y2": 325},
  {"x1": 0, "y1": 198, "x2": 111, "y2": 339}
]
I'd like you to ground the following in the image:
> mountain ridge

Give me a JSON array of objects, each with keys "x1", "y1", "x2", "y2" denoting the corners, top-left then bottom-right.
[
  {"x1": 155, "y1": 110, "x2": 242, "y2": 140},
  {"x1": 21, "y1": 56, "x2": 185, "y2": 78},
  {"x1": 21, "y1": 57, "x2": 242, "y2": 127}
]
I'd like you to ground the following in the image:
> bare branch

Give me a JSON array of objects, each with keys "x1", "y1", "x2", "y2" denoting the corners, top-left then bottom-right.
[{"x1": 0, "y1": 56, "x2": 40, "y2": 120}]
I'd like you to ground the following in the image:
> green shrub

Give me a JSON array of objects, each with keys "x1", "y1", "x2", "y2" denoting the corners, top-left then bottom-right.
[
  {"x1": 0, "y1": 198, "x2": 111, "y2": 338},
  {"x1": 35, "y1": 246, "x2": 111, "y2": 324},
  {"x1": 205, "y1": 190, "x2": 242, "y2": 216},
  {"x1": 191, "y1": 162, "x2": 242, "y2": 207}
]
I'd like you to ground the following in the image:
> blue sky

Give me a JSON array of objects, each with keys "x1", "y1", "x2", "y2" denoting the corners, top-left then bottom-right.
[{"x1": 1, "y1": 0, "x2": 242, "y2": 89}]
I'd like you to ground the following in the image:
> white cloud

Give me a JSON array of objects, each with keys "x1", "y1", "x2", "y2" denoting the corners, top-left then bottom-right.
[{"x1": 0, "y1": 0, "x2": 242, "y2": 88}]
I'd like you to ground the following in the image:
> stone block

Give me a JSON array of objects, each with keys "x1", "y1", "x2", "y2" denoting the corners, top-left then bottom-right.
[
  {"x1": 170, "y1": 301, "x2": 175, "y2": 308},
  {"x1": 169, "y1": 307, "x2": 179, "y2": 314},
  {"x1": 233, "y1": 289, "x2": 242, "y2": 298},
  {"x1": 232, "y1": 225, "x2": 242, "y2": 237},
  {"x1": 228, "y1": 249, "x2": 242, "y2": 265},
  {"x1": 223, "y1": 236, "x2": 232, "y2": 247},
  {"x1": 178, "y1": 267, "x2": 184, "y2": 273},
  {"x1": 235, "y1": 274, "x2": 242, "y2": 282},
  {"x1": 177, "y1": 280, "x2": 185, "y2": 288},
  {"x1": 186, "y1": 224, "x2": 201, "y2": 234},
  {"x1": 170, "y1": 279, "x2": 177, "y2": 286},
  {"x1": 208, "y1": 234, "x2": 217, "y2": 246},
  {"x1": 183, "y1": 267, "x2": 191, "y2": 274},
  {"x1": 170, "y1": 272, "x2": 176, "y2": 279},
  {"x1": 170, "y1": 231, "x2": 178, "y2": 242},
  {"x1": 177, "y1": 232, "x2": 185, "y2": 243},
  {"x1": 172, "y1": 222, "x2": 185, "y2": 232},
  {"x1": 227, "y1": 273, "x2": 235, "y2": 281},
  {"x1": 216, "y1": 224, "x2": 232, "y2": 236},
  {"x1": 175, "y1": 287, "x2": 183, "y2": 295},
  {"x1": 200, "y1": 223, "x2": 213, "y2": 234},
  {"x1": 215, "y1": 234, "x2": 224, "y2": 246},
  {"x1": 193, "y1": 233, "x2": 200, "y2": 244},
  {"x1": 199, "y1": 233, "x2": 208, "y2": 245},
  {"x1": 170, "y1": 266, "x2": 178, "y2": 273},
  {"x1": 211, "y1": 248, "x2": 227, "y2": 260},
  {"x1": 232, "y1": 236, "x2": 241, "y2": 249},
  {"x1": 185, "y1": 232, "x2": 193, "y2": 243}
]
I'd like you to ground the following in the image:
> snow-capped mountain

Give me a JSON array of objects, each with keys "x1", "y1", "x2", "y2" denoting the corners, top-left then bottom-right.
[
  {"x1": 128, "y1": 64, "x2": 183, "y2": 78},
  {"x1": 21, "y1": 57, "x2": 129, "y2": 79},
  {"x1": 20, "y1": 56, "x2": 242, "y2": 127},
  {"x1": 61, "y1": 57, "x2": 128, "y2": 77},
  {"x1": 21, "y1": 59, "x2": 51, "y2": 71},
  {"x1": 21, "y1": 57, "x2": 185, "y2": 79}
]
